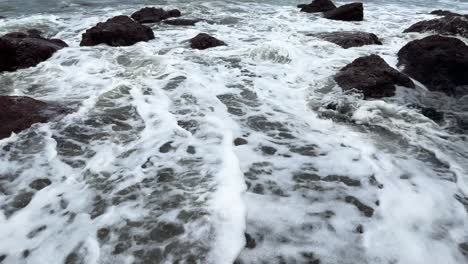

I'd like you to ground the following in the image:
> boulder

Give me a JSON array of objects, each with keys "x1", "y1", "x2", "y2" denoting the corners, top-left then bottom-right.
[
  {"x1": 314, "y1": 31, "x2": 382, "y2": 48},
  {"x1": 397, "y1": 35, "x2": 468, "y2": 95},
  {"x1": 163, "y1": 18, "x2": 204, "y2": 26},
  {"x1": 80, "y1": 15, "x2": 155, "y2": 46},
  {"x1": 300, "y1": 0, "x2": 336, "y2": 13},
  {"x1": 404, "y1": 15, "x2": 468, "y2": 38},
  {"x1": 0, "y1": 31, "x2": 67, "y2": 72},
  {"x1": 131, "y1": 7, "x2": 181, "y2": 23},
  {"x1": 323, "y1": 2, "x2": 363, "y2": 21},
  {"x1": 0, "y1": 96, "x2": 68, "y2": 139},
  {"x1": 190, "y1": 33, "x2": 226, "y2": 50},
  {"x1": 334, "y1": 54, "x2": 415, "y2": 99}
]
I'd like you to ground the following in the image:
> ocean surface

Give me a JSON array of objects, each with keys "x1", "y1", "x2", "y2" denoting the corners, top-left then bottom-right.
[{"x1": 1, "y1": 0, "x2": 468, "y2": 263}]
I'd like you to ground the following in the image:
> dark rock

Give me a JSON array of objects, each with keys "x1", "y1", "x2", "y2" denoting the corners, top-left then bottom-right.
[
  {"x1": 261, "y1": 146, "x2": 277, "y2": 155},
  {"x1": 149, "y1": 222, "x2": 185, "y2": 242},
  {"x1": 403, "y1": 16, "x2": 468, "y2": 38},
  {"x1": 186, "y1": 146, "x2": 196, "y2": 154},
  {"x1": 29, "y1": 178, "x2": 51, "y2": 190},
  {"x1": 297, "y1": 4, "x2": 308, "y2": 9},
  {"x1": 0, "y1": 255, "x2": 6, "y2": 262},
  {"x1": 300, "y1": 0, "x2": 336, "y2": 13},
  {"x1": 163, "y1": 19, "x2": 204, "y2": 26},
  {"x1": 27, "y1": 225, "x2": 47, "y2": 238},
  {"x1": 0, "y1": 30, "x2": 67, "y2": 72},
  {"x1": 157, "y1": 168, "x2": 175, "y2": 182},
  {"x1": 97, "y1": 228, "x2": 110, "y2": 242},
  {"x1": 11, "y1": 192, "x2": 34, "y2": 209},
  {"x1": 397, "y1": 35, "x2": 468, "y2": 95},
  {"x1": 293, "y1": 173, "x2": 321, "y2": 182},
  {"x1": 245, "y1": 233, "x2": 256, "y2": 249},
  {"x1": 421, "y1": 107, "x2": 444, "y2": 122},
  {"x1": 314, "y1": 31, "x2": 382, "y2": 48},
  {"x1": 113, "y1": 242, "x2": 130, "y2": 255},
  {"x1": 322, "y1": 175, "x2": 361, "y2": 187},
  {"x1": 22, "y1": 250, "x2": 30, "y2": 258},
  {"x1": 131, "y1": 7, "x2": 181, "y2": 23},
  {"x1": 234, "y1": 137, "x2": 248, "y2": 146},
  {"x1": 0, "y1": 96, "x2": 67, "y2": 140},
  {"x1": 335, "y1": 54, "x2": 415, "y2": 99},
  {"x1": 323, "y1": 3, "x2": 363, "y2": 21},
  {"x1": 344, "y1": 196, "x2": 374, "y2": 217},
  {"x1": 460, "y1": 242, "x2": 468, "y2": 257},
  {"x1": 0, "y1": 16, "x2": 5, "y2": 19},
  {"x1": 80, "y1": 15, "x2": 154, "y2": 47},
  {"x1": 190, "y1": 33, "x2": 226, "y2": 50},
  {"x1": 159, "y1": 141, "x2": 174, "y2": 153},
  {"x1": 430, "y1": 10, "x2": 464, "y2": 17}
]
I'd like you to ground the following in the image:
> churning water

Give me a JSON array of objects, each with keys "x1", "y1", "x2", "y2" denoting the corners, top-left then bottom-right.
[{"x1": 0, "y1": 0, "x2": 468, "y2": 263}]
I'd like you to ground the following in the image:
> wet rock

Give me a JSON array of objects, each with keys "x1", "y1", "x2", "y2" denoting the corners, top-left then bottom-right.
[
  {"x1": 420, "y1": 107, "x2": 444, "y2": 122},
  {"x1": 293, "y1": 173, "x2": 321, "y2": 182},
  {"x1": 300, "y1": 0, "x2": 336, "y2": 13},
  {"x1": 80, "y1": 15, "x2": 154, "y2": 47},
  {"x1": 314, "y1": 31, "x2": 382, "y2": 49},
  {"x1": 0, "y1": 96, "x2": 68, "y2": 139},
  {"x1": 397, "y1": 35, "x2": 468, "y2": 95},
  {"x1": 131, "y1": 7, "x2": 181, "y2": 23},
  {"x1": 97, "y1": 228, "x2": 110, "y2": 242},
  {"x1": 186, "y1": 146, "x2": 196, "y2": 154},
  {"x1": 403, "y1": 16, "x2": 468, "y2": 38},
  {"x1": 64, "y1": 252, "x2": 81, "y2": 264},
  {"x1": 344, "y1": 196, "x2": 374, "y2": 217},
  {"x1": 149, "y1": 222, "x2": 185, "y2": 242},
  {"x1": 163, "y1": 19, "x2": 204, "y2": 26},
  {"x1": 335, "y1": 54, "x2": 415, "y2": 99},
  {"x1": 22, "y1": 250, "x2": 30, "y2": 258},
  {"x1": 297, "y1": 4, "x2": 308, "y2": 9},
  {"x1": 0, "y1": 255, "x2": 6, "y2": 262},
  {"x1": 90, "y1": 196, "x2": 107, "y2": 219},
  {"x1": 234, "y1": 137, "x2": 248, "y2": 146},
  {"x1": 252, "y1": 184, "x2": 265, "y2": 194},
  {"x1": 11, "y1": 192, "x2": 34, "y2": 209},
  {"x1": 29, "y1": 178, "x2": 52, "y2": 190},
  {"x1": 261, "y1": 146, "x2": 277, "y2": 155},
  {"x1": 0, "y1": 30, "x2": 67, "y2": 72},
  {"x1": 113, "y1": 242, "x2": 130, "y2": 255},
  {"x1": 190, "y1": 33, "x2": 226, "y2": 50},
  {"x1": 159, "y1": 141, "x2": 174, "y2": 153},
  {"x1": 157, "y1": 168, "x2": 175, "y2": 182},
  {"x1": 430, "y1": 10, "x2": 465, "y2": 17},
  {"x1": 323, "y1": 3, "x2": 363, "y2": 21},
  {"x1": 140, "y1": 248, "x2": 163, "y2": 263},
  {"x1": 322, "y1": 175, "x2": 361, "y2": 187},
  {"x1": 245, "y1": 233, "x2": 256, "y2": 249}
]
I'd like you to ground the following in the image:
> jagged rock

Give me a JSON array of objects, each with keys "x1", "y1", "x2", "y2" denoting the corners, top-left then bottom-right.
[
  {"x1": 397, "y1": 35, "x2": 468, "y2": 95},
  {"x1": 163, "y1": 18, "x2": 204, "y2": 26},
  {"x1": 0, "y1": 96, "x2": 68, "y2": 139},
  {"x1": 323, "y1": 3, "x2": 363, "y2": 21},
  {"x1": 190, "y1": 33, "x2": 226, "y2": 50},
  {"x1": 234, "y1": 137, "x2": 248, "y2": 146},
  {"x1": 314, "y1": 31, "x2": 382, "y2": 48},
  {"x1": 0, "y1": 30, "x2": 67, "y2": 72},
  {"x1": 300, "y1": 0, "x2": 336, "y2": 13},
  {"x1": 297, "y1": 4, "x2": 308, "y2": 9},
  {"x1": 131, "y1": 7, "x2": 181, "y2": 23},
  {"x1": 29, "y1": 178, "x2": 52, "y2": 190},
  {"x1": 80, "y1": 15, "x2": 154, "y2": 46},
  {"x1": 335, "y1": 54, "x2": 415, "y2": 99},
  {"x1": 245, "y1": 233, "x2": 256, "y2": 249},
  {"x1": 404, "y1": 15, "x2": 468, "y2": 38}
]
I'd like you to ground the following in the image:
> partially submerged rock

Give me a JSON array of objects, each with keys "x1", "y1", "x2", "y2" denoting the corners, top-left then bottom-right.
[
  {"x1": 0, "y1": 30, "x2": 67, "y2": 72},
  {"x1": 80, "y1": 15, "x2": 155, "y2": 46},
  {"x1": 300, "y1": 0, "x2": 336, "y2": 13},
  {"x1": 335, "y1": 54, "x2": 415, "y2": 99},
  {"x1": 323, "y1": 2, "x2": 363, "y2": 21},
  {"x1": 163, "y1": 18, "x2": 204, "y2": 26},
  {"x1": 430, "y1": 10, "x2": 465, "y2": 17},
  {"x1": 404, "y1": 15, "x2": 468, "y2": 38},
  {"x1": 0, "y1": 96, "x2": 68, "y2": 139},
  {"x1": 131, "y1": 7, "x2": 181, "y2": 23},
  {"x1": 314, "y1": 31, "x2": 382, "y2": 48},
  {"x1": 397, "y1": 35, "x2": 468, "y2": 95},
  {"x1": 190, "y1": 33, "x2": 226, "y2": 50}
]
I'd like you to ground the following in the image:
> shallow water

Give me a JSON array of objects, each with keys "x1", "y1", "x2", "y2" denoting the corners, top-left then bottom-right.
[{"x1": 1, "y1": 0, "x2": 468, "y2": 263}]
